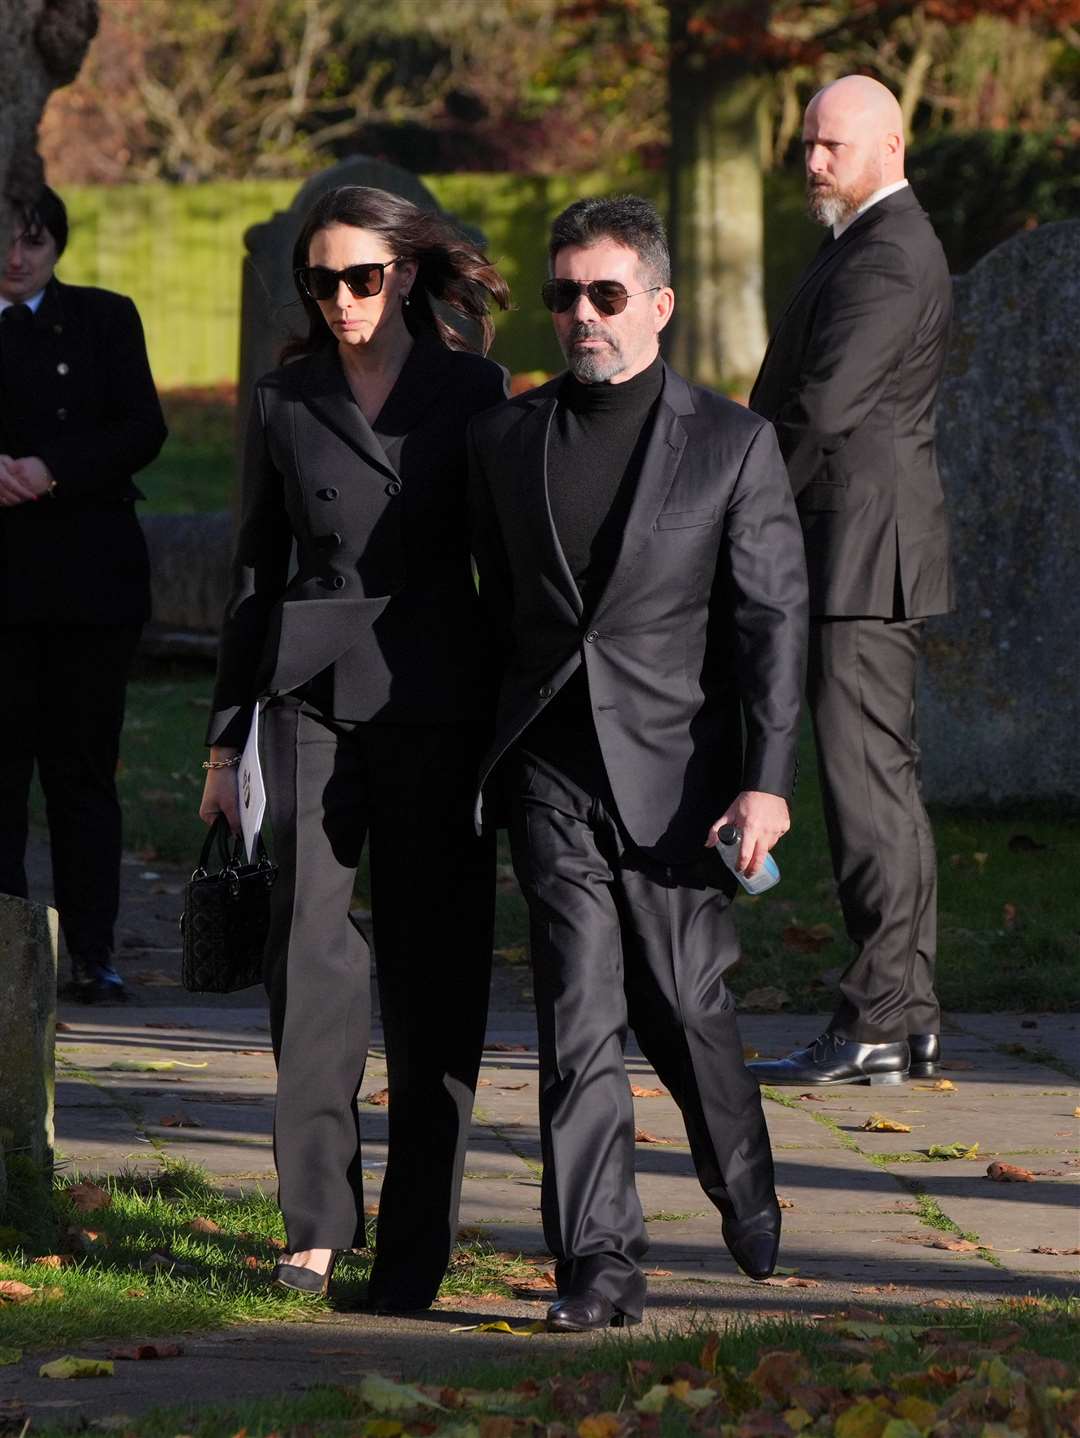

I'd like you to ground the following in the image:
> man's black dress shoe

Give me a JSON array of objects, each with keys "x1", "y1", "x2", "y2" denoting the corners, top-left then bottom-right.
[
  {"x1": 908, "y1": 1033, "x2": 940, "y2": 1078},
  {"x1": 546, "y1": 1290, "x2": 638, "y2": 1332},
  {"x1": 272, "y1": 1252, "x2": 338, "y2": 1296},
  {"x1": 722, "y1": 1201, "x2": 781, "y2": 1280},
  {"x1": 748, "y1": 1032, "x2": 909, "y2": 1086}
]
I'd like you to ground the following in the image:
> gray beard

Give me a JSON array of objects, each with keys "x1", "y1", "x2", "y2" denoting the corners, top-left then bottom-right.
[{"x1": 564, "y1": 323, "x2": 625, "y2": 383}]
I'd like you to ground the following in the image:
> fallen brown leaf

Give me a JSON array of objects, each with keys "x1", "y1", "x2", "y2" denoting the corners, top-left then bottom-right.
[
  {"x1": 109, "y1": 1343, "x2": 183, "y2": 1360},
  {"x1": 629, "y1": 1086, "x2": 666, "y2": 1098},
  {"x1": 742, "y1": 1045, "x2": 760, "y2": 1059},
  {"x1": 243, "y1": 1255, "x2": 261, "y2": 1269},
  {"x1": 861, "y1": 1113, "x2": 912, "y2": 1133},
  {"x1": 484, "y1": 1042, "x2": 528, "y2": 1053},
  {"x1": 781, "y1": 924, "x2": 834, "y2": 954},
  {"x1": 926, "y1": 1237, "x2": 981, "y2": 1252},
  {"x1": 914, "y1": 1079, "x2": 956, "y2": 1092},
  {"x1": 0, "y1": 1281, "x2": 36, "y2": 1303},
  {"x1": 476, "y1": 1079, "x2": 492, "y2": 1086},
  {"x1": 55, "y1": 1021, "x2": 74, "y2": 1032},
  {"x1": 797, "y1": 1092, "x2": 826, "y2": 1102},
  {"x1": 777, "y1": 1196, "x2": 795, "y2": 1209},
  {"x1": 497, "y1": 1082, "x2": 528, "y2": 1091},
  {"x1": 759, "y1": 1275, "x2": 820, "y2": 1288},
  {"x1": 643, "y1": 1267, "x2": 672, "y2": 1277},
  {"x1": 130, "y1": 969, "x2": 181, "y2": 986},
  {"x1": 987, "y1": 1160, "x2": 1035, "y2": 1182},
  {"x1": 740, "y1": 985, "x2": 790, "y2": 1010},
  {"x1": 67, "y1": 1181, "x2": 112, "y2": 1214},
  {"x1": 158, "y1": 1113, "x2": 203, "y2": 1128},
  {"x1": 188, "y1": 1218, "x2": 222, "y2": 1234},
  {"x1": 362, "y1": 1088, "x2": 390, "y2": 1106},
  {"x1": 1032, "y1": 1246, "x2": 1080, "y2": 1256},
  {"x1": 634, "y1": 1129, "x2": 674, "y2": 1145}
]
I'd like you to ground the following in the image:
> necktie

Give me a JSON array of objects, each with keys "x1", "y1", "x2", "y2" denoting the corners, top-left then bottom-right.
[{"x1": 0, "y1": 303, "x2": 32, "y2": 328}]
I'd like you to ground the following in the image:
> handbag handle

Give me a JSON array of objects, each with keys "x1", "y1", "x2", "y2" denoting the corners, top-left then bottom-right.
[{"x1": 192, "y1": 814, "x2": 272, "y2": 880}]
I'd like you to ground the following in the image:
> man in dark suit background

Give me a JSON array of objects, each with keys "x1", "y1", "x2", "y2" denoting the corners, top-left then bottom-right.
[
  {"x1": 749, "y1": 76, "x2": 952, "y2": 1088},
  {"x1": 469, "y1": 196, "x2": 808, "y2": 1331},
  {"x1": 0, "y1": 186, "x2": 166, "y2": 1003}
]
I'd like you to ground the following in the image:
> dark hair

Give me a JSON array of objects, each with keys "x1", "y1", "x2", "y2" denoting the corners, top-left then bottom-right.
[
  {"x1": 17, "y1": 184, "x2": 68, "y2": 257},
  {"x1": 283, "y1": 185, "x2": 509, "y2": 362},
  {"x1": 549, "y1": 195, "x2": 670, "y2": 289}
]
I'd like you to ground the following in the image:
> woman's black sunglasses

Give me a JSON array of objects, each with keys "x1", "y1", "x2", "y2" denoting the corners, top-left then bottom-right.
[
  {"x1": 295, "y1": 259, "x2": 403, "y2": 301},
  {"x1": 541, "y1": 278, "x2": 661, "y2": 316}
]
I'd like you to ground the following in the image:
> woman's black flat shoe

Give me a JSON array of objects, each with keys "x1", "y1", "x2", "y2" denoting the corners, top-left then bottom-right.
[{"x1": 272, "y1": 1252, "x2": 338, "y2": 1296}]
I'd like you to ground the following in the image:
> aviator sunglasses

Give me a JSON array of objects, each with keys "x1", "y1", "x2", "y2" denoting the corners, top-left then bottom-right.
[
  {"x1": 295, "y1": 258, "x2": 404, "y2": 301},
  {"x1": 541, "y1": 277, "x2": 661, "y2": 316}
]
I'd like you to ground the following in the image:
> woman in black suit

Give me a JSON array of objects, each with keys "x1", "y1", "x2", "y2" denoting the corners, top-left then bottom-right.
[
  {"x1": 0, "y1": 185, "x2": 166, "y2": 1004},
  {"x1": 199, "y1": 186, "x2": 509, "y2": 1307}
]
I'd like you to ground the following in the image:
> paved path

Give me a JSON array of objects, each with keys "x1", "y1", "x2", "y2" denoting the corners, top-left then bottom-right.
[{"x1": 5, "y1": 841, "x2": 1077, "y2": 1423}]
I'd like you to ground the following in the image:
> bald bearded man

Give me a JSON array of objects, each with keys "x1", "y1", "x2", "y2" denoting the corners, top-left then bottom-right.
[{"x1": 749, "y1": 76, "x2": 952, "y2": 1087}]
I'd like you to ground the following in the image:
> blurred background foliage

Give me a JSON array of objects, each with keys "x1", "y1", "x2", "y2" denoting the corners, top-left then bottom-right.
[{"x1": 40, "y1": 0, "x2": 1079, "y2": 184}]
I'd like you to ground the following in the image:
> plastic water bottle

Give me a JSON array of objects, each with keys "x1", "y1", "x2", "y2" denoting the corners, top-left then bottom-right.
[{"x1": 715, "y1": 824, "x2": 780, "y2": 895}]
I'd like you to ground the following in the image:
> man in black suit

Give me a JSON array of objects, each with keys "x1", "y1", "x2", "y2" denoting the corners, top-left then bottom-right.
[
  {"x1": 469, "y1": 196, "x2": 808, "y2": 1331},
  {"x1": 0, "y1": 186, "x2": 166, "y2": 1002},
  {"x1": 749, "y1": 76, "x2": 952, "y2": 1088}
]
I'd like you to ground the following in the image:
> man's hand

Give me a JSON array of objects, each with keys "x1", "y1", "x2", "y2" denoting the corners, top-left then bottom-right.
[
  {"x1": 0, "y1": 455, "x2": 54, "y2": 505},
  {"x1": 706, "y1": 791, "x2": 790, "y2": 877}
]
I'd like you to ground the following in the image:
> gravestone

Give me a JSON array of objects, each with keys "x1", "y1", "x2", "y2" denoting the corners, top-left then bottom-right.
[
  {"x1": 920, "y1": 220, "x2": 1080, "y2": 806},
  {"x1": 141, "y1": 512, "x2": 232, "y2": 657},
  {"x1": 236, "y1": 155, "x2": 481, "y2": 448},
  {"x1": 0, "y1": 894, "x2": 58, "y2": 1170}
]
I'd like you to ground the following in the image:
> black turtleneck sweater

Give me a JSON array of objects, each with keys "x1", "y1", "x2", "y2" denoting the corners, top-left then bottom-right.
[
  {"x1": 546, "y1": 353, "x2": 665, "y2": 613},
  {"x1": 524, "y1": 353, "x2": 665, "y2": 769}
]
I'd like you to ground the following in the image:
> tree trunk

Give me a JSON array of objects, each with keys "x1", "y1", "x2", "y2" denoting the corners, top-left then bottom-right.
[
  {"x1": 0, "y1": 0, "x2": 98, "y2": 254},
  {"x1": 667, "y1": 0, "x2": 770, "y2": 394}
]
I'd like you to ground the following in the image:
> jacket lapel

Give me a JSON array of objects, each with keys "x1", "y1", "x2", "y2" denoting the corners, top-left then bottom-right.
[
  {"x1": 588, "y1": 364, "x2": 691, "y2": 627},
  {"x1": 517, "y1": 386, "x2": 584, "y2": 623},
  {"x1": 298, "y1": 346, "x2": 399, "y2": 481}
]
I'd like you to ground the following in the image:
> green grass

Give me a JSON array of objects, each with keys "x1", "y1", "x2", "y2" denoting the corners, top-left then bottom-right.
[
  {"x1": 20, "y1": 1298, "x2": 1080, "y2": 1438},
  {"x1": 0, "y1": 1162, "x2": 546, "y2": 1350},
  {"x1": 140, "y1": 386, "x2": 237, "y2": 515}
]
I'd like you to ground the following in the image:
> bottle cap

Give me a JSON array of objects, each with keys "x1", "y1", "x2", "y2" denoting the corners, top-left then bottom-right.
[{"x1": 716, "y1": 824, "x2": 739, "y2": 845}]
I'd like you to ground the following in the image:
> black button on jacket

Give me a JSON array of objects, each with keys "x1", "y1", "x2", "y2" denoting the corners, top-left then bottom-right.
[{"x1": 208, "y1": 336, "x2": 508, "y2": 749}]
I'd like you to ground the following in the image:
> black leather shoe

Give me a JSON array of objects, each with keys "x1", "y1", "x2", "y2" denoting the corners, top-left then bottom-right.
[
  {"x1": 722, "y1": 1201, "x2": 781, "y2": 1280},
  {"x1": 908, "y1": 1033, "x2": 940, "y2": 1078},
  {"x1": 70, "y1": 956, "x2": 128, "y2": 1005},
  {"x1": 546, "y1": 1290, "x2": 638, "y2": 1332},
  {"x1": 273, "y1": 1252, "x2": 337, "y2": 1296},
  {"x1": 748, "y1": 1032, "x2": 909, "y2": 1086}
]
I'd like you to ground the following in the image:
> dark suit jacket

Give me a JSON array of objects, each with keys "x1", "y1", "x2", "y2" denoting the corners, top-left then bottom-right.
[
  {"x1": 468, "y1": 363, "x2": 809, "y2": 861},
  {"x1": 0, "y1": 279, "x2": 166, "y2": 625},
  {"x1": 208, "y1": 335, "x2": 507, "y2": 749},
  {"x1": 749, "y1": 186, "x2": 953, "y2": 619}
]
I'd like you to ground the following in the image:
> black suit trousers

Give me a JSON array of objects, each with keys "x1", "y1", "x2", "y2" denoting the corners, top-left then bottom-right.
[
  {"x1": 0, "y1": 623, "x2": 141, "y2": 957},
  {"x1": 261, "y1": 700, "x2": 494, "y2": 1306},
  {"x1": 807, "y1": 618, "x2": 940, "y2": 1043},
  {"x1": 509, "y1": 744, "x2": 776, "y2": 1320}
]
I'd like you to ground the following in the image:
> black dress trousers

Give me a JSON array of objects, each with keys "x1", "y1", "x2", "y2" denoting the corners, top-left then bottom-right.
[
  {"x1": 509, "y1": 742, "x2": 776, "y2": 1320},
  {"x1": 807, "y1": 618, "x2": 940, "y2": 1043},
  {"x1": 261, "y1": 699, "x2": 494, "y2": 1307},
  {"x1": 0, "y1": 623, "x2": 142, "y2": 958}
]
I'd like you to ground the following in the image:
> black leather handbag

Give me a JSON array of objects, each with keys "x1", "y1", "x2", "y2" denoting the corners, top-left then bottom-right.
[{"x1": 179, "y1": 816, "x2": 278, "y2": 993}]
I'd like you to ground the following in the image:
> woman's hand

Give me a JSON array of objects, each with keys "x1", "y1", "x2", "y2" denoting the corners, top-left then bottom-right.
[{"x1": 199, "y1": 749, "x2": 241, "y2": 833}]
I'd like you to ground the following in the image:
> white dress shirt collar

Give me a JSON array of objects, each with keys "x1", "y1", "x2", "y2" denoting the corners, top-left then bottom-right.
[
  {"x1": 833, "y1": 179, "x2": 910, "y2": 240},
  {"x1": 0, "y1": 288, "x2": 46, "y2": 316}
]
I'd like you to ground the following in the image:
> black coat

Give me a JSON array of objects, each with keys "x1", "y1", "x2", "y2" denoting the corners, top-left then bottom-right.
[
  {"x1": 469, "y1": 363, "x2": 809, "y2": 861},
  {"x1": 0, "y1": 279, "x2": 166, "y2": 625},
  {"x1": 749, "y1": 187, "x2": 953, "y2": 620},
  {"x1": 208, "y1": 336, "x2": 508, "y2": 749}
]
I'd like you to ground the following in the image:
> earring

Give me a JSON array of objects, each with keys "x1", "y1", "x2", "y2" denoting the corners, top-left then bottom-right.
[{"x1": 402, "y1": 292, "x2": 411, "y2": 308}]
